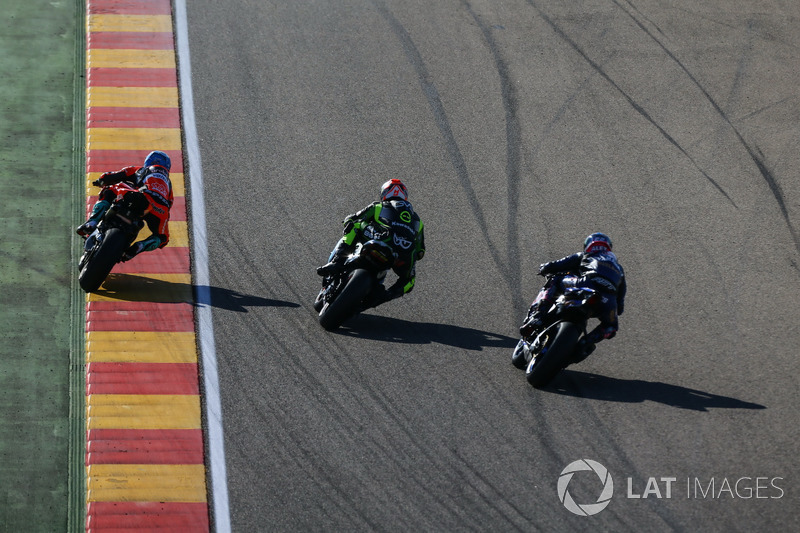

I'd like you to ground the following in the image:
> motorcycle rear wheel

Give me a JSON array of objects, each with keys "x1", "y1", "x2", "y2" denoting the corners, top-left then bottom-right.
[
  {"x1": 78, "y1": 228, "x2": 129, "y2": 293},
  {"x1": 525, "y1": 321, "x2": 581, "y2": 388},
  {"x1": 318, "y1": 269, "x2": 373, "y2": 331}
]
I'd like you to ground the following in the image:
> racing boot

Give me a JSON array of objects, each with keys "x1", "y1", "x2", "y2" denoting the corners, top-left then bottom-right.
[
  {"x1": 520, "y1": 314, "x2": 544, "y2": 338},
  {"x1": 76, "y1": 199, "x2": 111, "y2": 238},
  {"x1": 316, "y1": 241, "x2": 353, "y2": 276},
  {"x1": 570, "y1": 338, "x2": 596, "y2": 365},
  {"x1": 316, "y1": 257, "x2": 345, "y2": 276},
  {"x1": 520, "y1": 303, "x2": 549, "y2": 338},
  {"x1": 75, "y1": 219, "x2": 98, "y2": 238},
  {"x1": 120, "y1": 242, "x2": 145, "y2": 262}
]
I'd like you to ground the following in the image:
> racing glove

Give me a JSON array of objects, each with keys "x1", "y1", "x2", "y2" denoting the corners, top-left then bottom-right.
[{"x1": 93, "y1": 171, "x2": 120, "y2": 188}]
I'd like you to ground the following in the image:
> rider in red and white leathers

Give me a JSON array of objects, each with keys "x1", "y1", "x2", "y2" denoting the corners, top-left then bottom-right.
[{"x1": 76, "y1": 150, "x2": 173, "y2": 261}]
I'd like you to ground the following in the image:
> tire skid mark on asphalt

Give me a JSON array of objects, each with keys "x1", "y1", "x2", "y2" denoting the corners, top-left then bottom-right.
[{"x1": 524, "y1": 0, "x2": 737, "y2": 209}]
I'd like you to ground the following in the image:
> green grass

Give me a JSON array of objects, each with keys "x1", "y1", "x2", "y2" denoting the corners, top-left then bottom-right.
[{"x1": 0, "y1": 1, "x2": 84, "y2": 531}]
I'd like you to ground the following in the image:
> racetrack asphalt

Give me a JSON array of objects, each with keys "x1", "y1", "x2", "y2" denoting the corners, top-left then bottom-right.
[
  {"x1": 182, "y1": 0, "x2": 800, "y2": 530},
  {"x1": 3, "y1": 1, "x2": 786, "y2": 530}
]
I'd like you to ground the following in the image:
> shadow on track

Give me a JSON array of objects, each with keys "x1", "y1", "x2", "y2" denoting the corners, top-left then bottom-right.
[
  {"x1": 97, "y1": 273, "x2": 299, "y2": 312},
  {"x1": 547, "y1": 370, "x2": 766, "y2": 412},
  {"x1": 334, "y1": 314, "x2": 517, "y2": 351}
]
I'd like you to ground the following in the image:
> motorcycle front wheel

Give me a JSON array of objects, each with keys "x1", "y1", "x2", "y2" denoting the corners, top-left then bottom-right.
[
  {"x1": 525, "y1": 321, "x2": 582, "y2": 388},
  {"x1": 318, "y1": 269, "x2": 374, "y2": 331},
  {"x1": 511, "y1": 338, "x2": 529, "y2": 369},
  {"x1": 313, "y1": 288, "x2": 325, "y2": 312},
  {"x1": 78, "y1": 227, "x2": 129, "y2": 292}
]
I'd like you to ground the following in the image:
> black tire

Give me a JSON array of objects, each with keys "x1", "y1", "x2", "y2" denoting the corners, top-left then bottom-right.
[
  {"x1": 313, "y1": 289, "x2": 325, "y2": 312},
  {"x1": 318, "y1": 269, "x2": 374, "y2": 331},
  {"x1": 78, "y1": 228, "x2": 129, "y2": 292},
  {"x1": 526, "y1": 321, "x2": 581, "y2": 388},
  {"x1": 511, "y1": 338, "x2": 528, "y2": 369}
]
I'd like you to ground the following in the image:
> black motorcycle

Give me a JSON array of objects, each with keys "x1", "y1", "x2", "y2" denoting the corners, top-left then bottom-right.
[
  {"x1": 512, "y1": 277, "x2": 602, "y2": 387},
  {"x1": 314, "y1": 237, "x2": 398, "y2": 331},
  {"x1": 78, "y1": 183, "x2": 148, "y2": 293}
]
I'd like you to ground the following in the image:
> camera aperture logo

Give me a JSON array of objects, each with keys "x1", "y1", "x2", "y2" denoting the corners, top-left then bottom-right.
[{"x1": 558, "y1": 459, "x2": 614, "y2": 516}]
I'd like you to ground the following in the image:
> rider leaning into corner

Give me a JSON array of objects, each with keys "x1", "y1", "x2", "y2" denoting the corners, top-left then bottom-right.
[
  {"x1": 316, "y1": 178, "x2": 426, "y2": 309},
  {"x1": 76, "y1": 150, "x2": 174, "y2": 262},
  {"x1": 520, "y1": 232, "x2": 627, "y2": 357}
]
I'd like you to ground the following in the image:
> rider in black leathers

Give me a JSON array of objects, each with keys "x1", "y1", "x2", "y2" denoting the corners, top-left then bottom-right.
[{"x1": 520, "y1": 233, "x2": 626, "y2": 354}]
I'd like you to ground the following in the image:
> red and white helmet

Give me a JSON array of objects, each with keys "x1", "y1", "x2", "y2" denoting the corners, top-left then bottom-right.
[
  {"x1": 380, "y1": 179, "x2": 408, "y2": 202},
  {"x1": 584, "y1": 232, "x2": 612, "y2": 254}
]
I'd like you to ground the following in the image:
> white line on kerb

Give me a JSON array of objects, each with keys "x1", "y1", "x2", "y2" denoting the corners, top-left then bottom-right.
[{"x1": 174, "y1": 2, "x2": 232, "y2": 531}]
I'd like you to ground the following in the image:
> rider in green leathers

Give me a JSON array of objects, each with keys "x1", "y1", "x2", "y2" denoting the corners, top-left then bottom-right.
[{"x1": 317, "y1": 179, "x2": 425, "y2": 308}]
